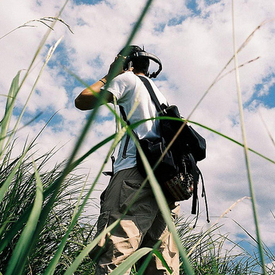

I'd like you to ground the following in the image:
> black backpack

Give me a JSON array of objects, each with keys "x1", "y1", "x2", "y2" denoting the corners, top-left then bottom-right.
[{"x1": 120, "y1": 76, "x2": 209, "y2": 221}]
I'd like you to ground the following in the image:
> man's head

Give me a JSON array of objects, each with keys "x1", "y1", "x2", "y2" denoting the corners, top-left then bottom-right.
[{"x1": 118, "y1": 45, "x2": 150, "y2": 76}]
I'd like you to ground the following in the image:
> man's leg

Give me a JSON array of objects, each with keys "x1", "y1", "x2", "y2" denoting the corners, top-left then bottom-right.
[
  {"x1": 138, "y1": 205, "x2": 180, "y2": 275},
  {"x1": 94, "y1": 218, "x2": 143, "y2": 275},
  {"x1": 91, "y1": 167, "x2": 160, "y2": 275}
]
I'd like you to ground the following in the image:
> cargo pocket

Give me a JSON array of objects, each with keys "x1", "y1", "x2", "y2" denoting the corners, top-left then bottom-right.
[{"x1": 119, "y1": 179, "x2": 157, "y2": 218}]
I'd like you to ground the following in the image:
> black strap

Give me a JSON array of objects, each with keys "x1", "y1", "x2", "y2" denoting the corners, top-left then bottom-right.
[
  {"x1": 189, "y1": 153, "x2": 198, "y2": 216},
  {"x1": 200, "y1": 171, "x2": 210, "y2": 223},
  {"x1": 119, "y1": 106, "x2": 131, "y2": 159},
  {"x1": 103, "y1": 106, "x2": 130, "y2": 175},
  {"x1": 119, "y1": 77, "x2": 162, "y2": 160},
  {"x1": 138, "y1": 76, "x2": 164, "y2": 113},
  {"x1": 102, "y1": 155, "x2": 115, "y2": 177},
  {"x1": 119, "y1": 105, "x2": 128, "y2": 124}
]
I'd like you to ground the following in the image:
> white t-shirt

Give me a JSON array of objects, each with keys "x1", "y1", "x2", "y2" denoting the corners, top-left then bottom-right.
[{"x1": 107, "y1": 71, "x2": 167, "y2": 174}]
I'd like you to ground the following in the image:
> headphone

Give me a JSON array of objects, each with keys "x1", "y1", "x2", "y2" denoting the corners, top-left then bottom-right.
[{"x1": 120, "y1": 46, "x2": 162, "y2": 78}]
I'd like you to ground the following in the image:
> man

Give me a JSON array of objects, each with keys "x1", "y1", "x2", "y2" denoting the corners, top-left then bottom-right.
[{"x1": 75, "y1": 45, "x2": 179, "y2": 275}]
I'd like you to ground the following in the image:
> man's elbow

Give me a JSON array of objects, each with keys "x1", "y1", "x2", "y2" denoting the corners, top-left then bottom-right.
[{"x1": 75, "y1": 98, "x2": 89, "y2": 110}]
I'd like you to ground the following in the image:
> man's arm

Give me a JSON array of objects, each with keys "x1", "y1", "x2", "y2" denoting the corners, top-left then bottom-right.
[
  {"x1": 75, "y1": 56, "x2": 125, "y2": 110},
  {"x1": 74, "y1": 76, "x2": 113, "y2": 110}
]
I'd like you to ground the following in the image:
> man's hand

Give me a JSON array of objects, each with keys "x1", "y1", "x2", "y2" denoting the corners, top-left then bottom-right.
[
  {"x1": 75, "y1": 55, "x2": 133, "y2": 111},
  {"x1": 106, "y1": 56, "x2": 126, "y2": 80}
]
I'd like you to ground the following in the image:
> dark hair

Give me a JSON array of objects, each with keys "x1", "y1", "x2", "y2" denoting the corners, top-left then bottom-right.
[
  {"x1": 132, "y1": 55, "x2": 150, "y2": 75},
  {"x1": 118, "y1": 45, "x2": 150, "y2": 75}
]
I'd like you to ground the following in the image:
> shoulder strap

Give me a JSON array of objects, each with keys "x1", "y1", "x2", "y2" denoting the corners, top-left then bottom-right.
[
  {"x1": 119, "y1": 105, "x2": 129, "y2": 125},
  {"x1": 119, "y1": 106, "x2": 132, "y2": 159},
  {"x1": 138, "y1": 75, "x2": 164, "y2": 113}
]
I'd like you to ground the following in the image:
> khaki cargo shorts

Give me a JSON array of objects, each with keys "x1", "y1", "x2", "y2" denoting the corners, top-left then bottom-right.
[{"x1": 90, "y1": 167, "x2": 179, "y2": 275}]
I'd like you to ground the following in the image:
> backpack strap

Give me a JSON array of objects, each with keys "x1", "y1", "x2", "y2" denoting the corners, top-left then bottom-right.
[
  {"x1": 200, "y1": 171, "x2": 210, "y2": 223},
  {"x1": 189, "y1": 153, "x2": 198, "y2": 216},
  {"x1": 119, "y1": 76, "x2": 162, "y2": 159},
  {"x1": 102, "y1": 155, "x2": 115, "y2": 177},
  {"x1": 138, "y1": 76, "x2": 165, "y2": 113},
  {"x1": 119, "y1": 106, "x2": 132, "y2": 159}
]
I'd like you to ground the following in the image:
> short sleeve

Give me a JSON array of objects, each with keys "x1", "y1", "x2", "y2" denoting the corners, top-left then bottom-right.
[{"x1": 107, "y1": 74, "x2": 127, "y2": 100}]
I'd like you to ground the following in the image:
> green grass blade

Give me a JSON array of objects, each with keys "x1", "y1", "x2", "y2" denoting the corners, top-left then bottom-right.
[
  {"x1": 44, "y1": 1, "x2": 157, "y2": 270},
  {"x1": 135, "y1": 140, "x2": 194, "y2": 275},
  {"x1": 44, "y1": 129, "x2": 124, "y2": 275},
  {"x1": 152, "y1": 250, "x2": 173, "y2": 274},
  {"x1": 2, "y1": 2, "x2": 74, "y2": 265},
  {"x1": 136, "y1": 240, "x2": 172, "y2": 274},
  {"x1": 129, "y1": 116, "x2": 275, "y2": 165},
  {"x1": 5, "y1": 162, "x2": 43, "y2": 275},
  {"x1": 0, "y1": 71, "x2": 21, "y2": 152},
  {"x1": 110, "y1": 248, "x2": 153, "y2": 275},
  {"x1": 188, "y1": 120, "x2": 275, "y2": 165},
  {"x1": 232, "y1": 1, "x2": 266, "y2": 273},
  {"x1": 0, "y1": 37, "x2": 63, "y2": 162},
  {"x1": 63, "y1": 220, "x2": 121, "y2": 275},
  {"x1": 0, "y1": 132, "x2": 116, "y2": 253},
  {"x1": 0, "y1": 152, "x2": 27, "y2": 204},
  {"x1": 68, "y1": 133, "x2": 116, "y2": 171}
]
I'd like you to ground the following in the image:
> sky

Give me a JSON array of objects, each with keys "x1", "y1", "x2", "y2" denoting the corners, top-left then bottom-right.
[{"x1": 1, "y1": 0, "x2": 275, "y2": 266}]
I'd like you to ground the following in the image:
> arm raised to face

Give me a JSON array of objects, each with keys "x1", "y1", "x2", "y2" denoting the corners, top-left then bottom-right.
[{"x1": 75, "y1": 56, "x2": 126, "y2": 110}]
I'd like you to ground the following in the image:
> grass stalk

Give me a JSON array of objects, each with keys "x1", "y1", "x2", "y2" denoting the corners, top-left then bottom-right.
[
  {"x1": 134, "y1": 138, "x2": 194, "y2": 274},
  {"x1": 110, "y1": 248, "x2": 153, "y2": 275},
  {"x1": 185, "y1": 18, "x2": 274, "y2": 124},
  {"x1": 43, "y1": 125, "x2": 124, "y2": 274},
  {"x1": 0, "y1": 38, "x2": 63, "y2": 161},
  {"x1": 5, "y1": 161, "x2": 43, "y2": 275},
  {"x1": 232, "y1": 0, "x2": 266, "y2": 273},
  {"x1": 0, "y1": 1, "x2": 71, "y2": 162},
  {"x1": 0, "y1": 71, "x2": 21, "y2": 153},
  {"x1": 258, "y1": 110, "x2": 275, "y2": 148},
  {"x1": 126, "y1": 116, "x2": 275, "y2": 165},
  {"x1": 0, "y1": 16, "x2": 73, "y2": 40}
]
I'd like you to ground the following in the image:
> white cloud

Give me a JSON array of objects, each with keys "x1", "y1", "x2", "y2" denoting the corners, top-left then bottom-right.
[{"x1": 1, "y1": 0, "x2": 275, "y2": 258}]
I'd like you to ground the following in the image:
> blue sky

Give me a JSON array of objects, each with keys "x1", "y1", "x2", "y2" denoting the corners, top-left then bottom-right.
[
  {"x1": 1, "y1": 0, "x2": 275, "y2": 269},
  {"x1": 253, "y1": 76, "x2": 275, "y2": 108}
]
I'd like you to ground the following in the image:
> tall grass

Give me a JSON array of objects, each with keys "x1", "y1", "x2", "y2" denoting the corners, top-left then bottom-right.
[
  {"x1": 0, "y1": 0, "x2": 275, "y2": 274},
  {"x1": 0, "y1": 146, "x2": 97, "y2": 274},
  {"x1": 231, "y1": 0, "x2": 266, "y2": 273}
]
